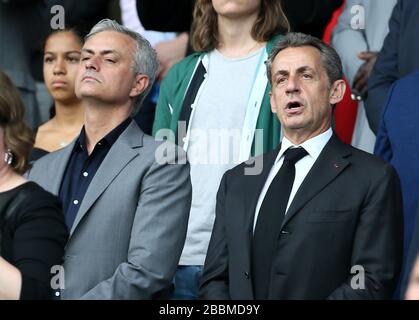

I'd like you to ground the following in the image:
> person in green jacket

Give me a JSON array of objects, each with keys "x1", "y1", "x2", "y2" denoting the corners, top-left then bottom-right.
[{"x1": 152, "y1": 0, "x2": 290, "y2": 300}]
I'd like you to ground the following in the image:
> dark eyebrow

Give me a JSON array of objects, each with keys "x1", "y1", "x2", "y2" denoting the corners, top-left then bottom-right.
[
  {"x1": 81, "y1": 49, "x2": 120, "y2": 57},
  {"x1": 81, "y1": 48, "x2": 94, "y2": 55},
  {"x1": 273, "y1": 70, "x2": 289, "y2": 78},
  {"x1": 45, "y1": 50, "x2": 81, "y2": 56},
  {"x1": 273, "y1": 66, "x2": 317, "y2": 80},
  {"x1": 296, "y1": 66, "x2": 316, "y2": 74},
  {"x1": 65, "y1": 50, "x2": 81, "y2": 55}
]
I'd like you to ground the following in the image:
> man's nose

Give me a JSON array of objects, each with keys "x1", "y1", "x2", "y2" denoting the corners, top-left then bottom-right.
[
  {"x1": 285, "y1": 75, "x2": 300, "y2": 94},
  {"x1": 85, "y1": 56, "x2": 99, "y2": 71}
]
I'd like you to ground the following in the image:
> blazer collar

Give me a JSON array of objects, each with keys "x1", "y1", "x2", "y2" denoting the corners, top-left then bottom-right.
[
  {"x1": 242, "y1": 144, "x2": 282, "y2": 257},
  {"x1": 69, "y1": 120, "x2": 143, "y2": 236},
  {"x1": 281, "y1": 134, "x2": 352, "y2": 227},
  {"x1": 239, "y1": 144, "x2": 281, "y2": 299},
  {"x1": 45, "y1": 141, "x2": 76, "y2": 195}
]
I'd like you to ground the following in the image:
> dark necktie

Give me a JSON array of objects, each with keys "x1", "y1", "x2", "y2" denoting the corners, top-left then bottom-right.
[{"x1": 252, "y1": 147, "x2": 308, "y2": 299}]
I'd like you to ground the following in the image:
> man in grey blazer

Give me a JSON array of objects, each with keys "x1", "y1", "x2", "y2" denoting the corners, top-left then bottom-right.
[{"x1": 28, "y1": 19, "x2": 192, "y2": 299}]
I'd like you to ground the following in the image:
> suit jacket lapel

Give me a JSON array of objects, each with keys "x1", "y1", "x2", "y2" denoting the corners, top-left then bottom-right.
[
  {"x1": 46, "y1": 142, "x2": 75, "y2": 194},
  {"x1": 281, "y1": 135, "x2": 352, "y2": 228},
  {"x1": 244, "y1": 145, "x2": 281, "y2": 235},
  {"x1": 70, "y1": 121, "x2": 143, "y2": 236},
  {"x1": 240, "y1": 144, "x2": 281, "y2": 285}
]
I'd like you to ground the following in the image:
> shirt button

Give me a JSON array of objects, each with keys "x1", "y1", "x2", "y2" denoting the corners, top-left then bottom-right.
[
  {"x1": 83, "y1": 172, "x2": 88, "y2": 177},
  {"x1": 55, "y1": 291, "x2": 60, "y2": 297},
  {"x1": 244, "y1": 272, "x2": 250, "y2": 279},
  {"x1": 73, "y1": 200, "x2": 79, "y2": 205}
]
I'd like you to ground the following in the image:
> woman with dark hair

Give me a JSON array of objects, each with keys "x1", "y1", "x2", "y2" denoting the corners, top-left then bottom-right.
[
  {"x1": 153, "y1": 0, "x2": 289, "y2": 299},
  {"x1": 32, "y1": 29, "x2": 84, "y2": 161},
  {"x1": 0, "y1": 70, "x2": 68, "y2": 299}
]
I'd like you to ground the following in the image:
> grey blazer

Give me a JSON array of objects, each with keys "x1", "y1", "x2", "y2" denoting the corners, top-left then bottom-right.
[{"x1": 28, "y1": 120, "x2": 192, "y2": 299}]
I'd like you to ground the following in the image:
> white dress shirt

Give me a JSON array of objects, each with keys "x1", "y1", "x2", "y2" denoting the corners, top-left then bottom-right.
[{"x1": 253, "y1": 128, "x2": 333, "y2": 231}]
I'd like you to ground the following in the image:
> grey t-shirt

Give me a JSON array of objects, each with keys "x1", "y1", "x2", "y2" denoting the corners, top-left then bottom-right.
[{"x1": 181, "y1": 47, "x2": 265, "y2": 265}]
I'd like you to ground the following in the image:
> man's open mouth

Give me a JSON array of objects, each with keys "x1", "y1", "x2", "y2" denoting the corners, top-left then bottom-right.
[{"x1": 286, "y1": 101, "x2": 303, "y2": 109}]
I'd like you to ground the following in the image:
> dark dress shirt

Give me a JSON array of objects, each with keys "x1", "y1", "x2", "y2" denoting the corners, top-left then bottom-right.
[{"x1": 59, "y1": 117, "x2": 131, "y2": 229}]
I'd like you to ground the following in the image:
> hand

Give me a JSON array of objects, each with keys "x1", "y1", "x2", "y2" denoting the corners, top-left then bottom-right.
[
  {"x1": 352, "y1": 51, "x2": 378, "y2": 100},
  {"x1": 155, "y1": 32, "x2": 189, "y2": 82}
]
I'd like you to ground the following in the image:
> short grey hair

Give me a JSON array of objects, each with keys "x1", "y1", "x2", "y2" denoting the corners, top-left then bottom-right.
[
  {"x1": 266, "y1": 32, "x2": 343, "y2": 86},
  {"x1": 86, "y1": 19, "x2": 159, "y2": 113}
]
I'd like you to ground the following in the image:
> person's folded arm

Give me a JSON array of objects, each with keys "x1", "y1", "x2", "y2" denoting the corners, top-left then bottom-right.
[{"x1": 327, "y1": 165, "x2": 403, "y2": 299}]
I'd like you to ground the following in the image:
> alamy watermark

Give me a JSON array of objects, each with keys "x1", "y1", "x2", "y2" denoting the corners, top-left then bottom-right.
[
  {"x1": 154, "y1": 122, "x2": 264, "y2": 176},
  {"x1": 350, "y1": 265, "x2": 365, "y2": 290},
  {"x1": 50, "y1": 5, "x2": 65, "y2": 30},
  {"x1": 50, "y1": 265, "x2": 65, "y2": 292},
  {"x1": 350, "y1": 5, "x2": 365, "y2": 30}
]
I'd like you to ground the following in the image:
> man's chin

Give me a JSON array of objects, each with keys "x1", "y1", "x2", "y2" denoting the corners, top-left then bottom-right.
[
  {"x1": 283, "y1": 121, "x2": 306, "y2": 130},
  {"x1": 77, "y1": 89, "x2": 101, "y2": 99}
]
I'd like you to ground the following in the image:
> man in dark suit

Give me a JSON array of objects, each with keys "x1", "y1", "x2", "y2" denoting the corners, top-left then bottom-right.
[
  {"x1": 373, "y1": 70, "x2": 419, "y2": 298},
  {"x1": 199, "y1": 32, "x2": 403, "y2": 300}
]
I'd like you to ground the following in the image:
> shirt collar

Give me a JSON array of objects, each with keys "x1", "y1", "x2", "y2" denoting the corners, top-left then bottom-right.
[
  {"x1": 276, "y1": 128, "x2": 333, "y2": 164},
  {"x1": 102, "y1": 117, "x2": 132, "y2": 146},
  {"x1": 74, "y1": 117, "x2": 132, "y2": 153}
]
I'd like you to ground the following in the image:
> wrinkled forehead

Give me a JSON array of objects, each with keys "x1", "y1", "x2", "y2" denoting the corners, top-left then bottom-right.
[
  {"x1": 83, "y1": 31, "x2": 136, "y2": 56},
  {"x1": 273, "y1": 46, "x2": 324, "y2": 72}
]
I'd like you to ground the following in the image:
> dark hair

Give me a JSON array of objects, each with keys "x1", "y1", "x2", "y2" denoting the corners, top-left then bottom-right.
[
  {"x1": 43, "y1": 28, "x2": 84, "y2": 52},
  {"x1": 0, "y1": 71, "x2": 34, "y2": 174},
  {"x1": 191, "y1": 0, "x2": 290, "y2": 52},
  {"x1": 266, "y1": 32, "x2": 343, "y2": 86}
]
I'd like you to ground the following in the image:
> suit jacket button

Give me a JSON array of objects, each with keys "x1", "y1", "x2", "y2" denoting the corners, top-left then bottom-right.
[{"x1": 244, "y1": 272, "x2": 250, "y2": 279}]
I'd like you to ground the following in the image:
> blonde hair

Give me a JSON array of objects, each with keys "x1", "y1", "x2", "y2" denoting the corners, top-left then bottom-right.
[{"x1": 191, "y1": 0, "x2": 290, "y2": 52}]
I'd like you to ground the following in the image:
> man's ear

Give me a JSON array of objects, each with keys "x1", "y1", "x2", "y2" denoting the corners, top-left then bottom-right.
[
  {"x1": 269, "y1": 91, "x2": 277, "y2": 113},
  {"x1": 329, "y1": 79, "x2": 346, "y2": 105},
  {"x1": 129, "y1": 74, "x2": 149, "y2": 98}
]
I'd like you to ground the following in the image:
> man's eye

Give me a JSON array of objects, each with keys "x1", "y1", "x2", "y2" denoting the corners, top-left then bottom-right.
[
  {"x1": 105, "y1": 59, "x2": 115, "y2": 63},
  {"x1": 44, "y1": 57, "x2": 53, "y2": 63},
  {"x1": 277, "y1": 78, "x2": 286, "y2": 84},
  {"x1": 81, "y1": 57, "x2": 90, "y2": 61},
  {"x1": 302, "y1": 73, "x2": 312, "y2": 79}
]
